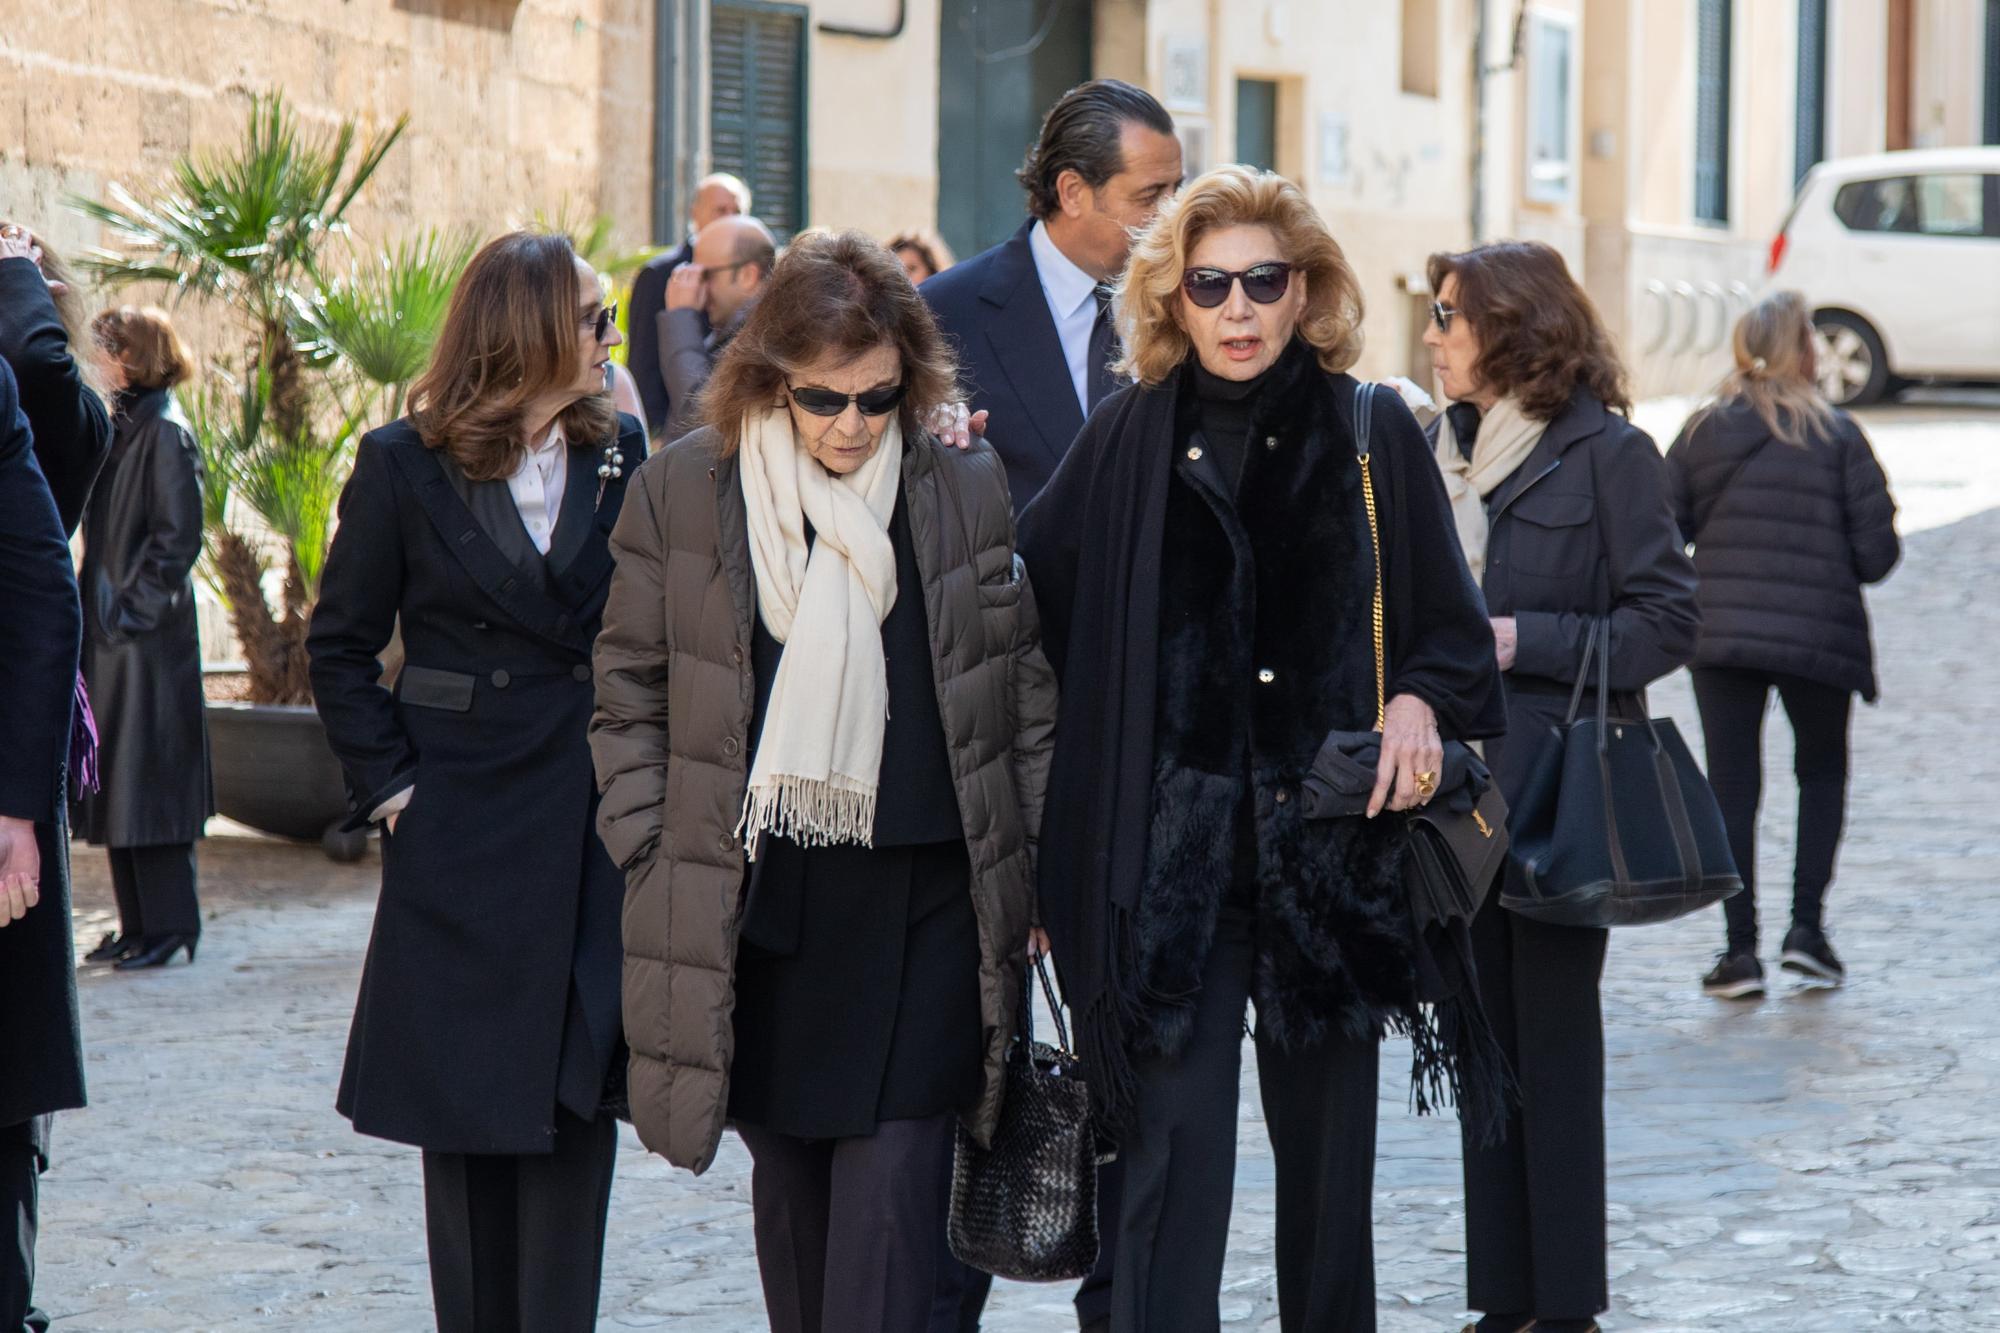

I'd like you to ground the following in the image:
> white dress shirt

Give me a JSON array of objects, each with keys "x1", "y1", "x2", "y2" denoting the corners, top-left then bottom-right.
[
  {"x1": 506, "y1": 420, "x2": 568, "y2": 555},
  {"x1": 372, "y1": 421, "x2": 569, "y2": 825},
  {"x1": 1027, "y1": 219, "x2": 1102, "y2": 417}
]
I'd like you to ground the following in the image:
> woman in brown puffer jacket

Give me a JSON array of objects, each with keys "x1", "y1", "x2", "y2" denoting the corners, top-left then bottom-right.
[{"x1": 589, "y1": 230, "x2": 1056, "y2": 1333}]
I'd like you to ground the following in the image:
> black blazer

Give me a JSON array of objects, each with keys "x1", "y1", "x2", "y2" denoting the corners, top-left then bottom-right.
[
  {"x1": 1448, "y1": 390, "x2": 1700, "y2": 793},
  {"x1": 0, "y1": 358, "x2": 88, "y2": 1127},
  {"x1": 626, "y1": 238, "x2": 694, "y2": 436},
  {"x1": 0, "y1": 255, "x2": 111, "y2": 532},
  {"x1": 306, "y1": 415, "x2": 643, "y2": 1154},
  {"x1": 920, "y1": 219, "x2": 1085, "y2": 514},
  {"x1": 1666, "y1": 399, "x2": 1899, "y2": 699}
]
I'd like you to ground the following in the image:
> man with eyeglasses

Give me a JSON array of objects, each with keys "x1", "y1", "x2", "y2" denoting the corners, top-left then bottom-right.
[
  {"x1": 658, "y1": 213, "x2": 777, "y2": 444},
  {"x1": 628, "y1": 172, "x2": 752, "y2": 437}
]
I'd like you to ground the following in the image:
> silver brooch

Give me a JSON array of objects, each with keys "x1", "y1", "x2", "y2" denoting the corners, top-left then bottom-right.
[{"x1": 594, "y1": 440, "x2": 627, "y2": 509}]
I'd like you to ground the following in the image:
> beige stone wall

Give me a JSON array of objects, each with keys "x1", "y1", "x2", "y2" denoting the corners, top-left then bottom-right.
[
  {"x1": 804, "y1": 5, "x2": 942, "y2": 239},
  {"x1": 1911, "y1": 0, "x2": 1989, "y2": 148},
  {"x1": 2, "y1": 0, "x2": 656, "y2": 349}
]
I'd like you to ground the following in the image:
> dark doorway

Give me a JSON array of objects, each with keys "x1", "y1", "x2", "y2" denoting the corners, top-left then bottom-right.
[
  {"x1": 1236, "y1": 78, "x2": 1278, "y2": 171},
  {"x1": 936, "y1": 0, "x2": 1093, "y2": 260}
]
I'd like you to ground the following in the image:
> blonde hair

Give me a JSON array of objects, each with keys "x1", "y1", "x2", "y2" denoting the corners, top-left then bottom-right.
[
  {"x1": 1116, "y1": 165, "x2": 1364, "y2": 386},
  {"x1": 1698, "y1": 290, "x2": 1835, "y2": 447},
  {"x1": 91, "y1": 305, "x2": 194, "y2": 391}
]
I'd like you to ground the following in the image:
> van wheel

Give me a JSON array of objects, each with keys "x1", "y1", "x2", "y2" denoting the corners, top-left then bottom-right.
[{"x1": 1813, "y1": 312, "x2": 1890, "y2": 407}]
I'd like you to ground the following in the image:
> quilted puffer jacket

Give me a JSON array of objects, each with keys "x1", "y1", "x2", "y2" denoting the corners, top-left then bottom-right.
[{"x1": 590, "y1": 428, "x2": 1057, "y2": 1171}]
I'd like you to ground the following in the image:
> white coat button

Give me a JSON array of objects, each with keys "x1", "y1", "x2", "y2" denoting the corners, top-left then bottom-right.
[
  {"x1": 1265, "y1": 435, "x2": 1279, "y2": 450},
  {"x1": 1186, "y1": 446, "x2": 1203, "y2": 461},
  {"x1": 1258, "y1": 668, "x2": 1276, "y2": 684}
]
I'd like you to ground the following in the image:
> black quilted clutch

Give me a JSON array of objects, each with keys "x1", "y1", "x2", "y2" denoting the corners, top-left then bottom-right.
[{"x1": 947, "y1": 956, "x2": 1099, "y2": 1282}]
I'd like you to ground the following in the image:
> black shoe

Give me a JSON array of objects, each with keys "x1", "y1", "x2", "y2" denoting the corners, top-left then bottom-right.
[
  {"x1": 85, "y1": 931, "x2": 139, "y2": 963},
  {"x1": 114, "y1": 933, "x2": 198, "y2": 970},
  {"x1": 1462, "y1": 1317, "x2": 1535, "y2": 1333},
  {"x1": 1780, "y1": 923, "x2": 1844, "y2": 985},
  {"x1": 1701, "y1": 950, "x2": 1765, "y2": 998}
]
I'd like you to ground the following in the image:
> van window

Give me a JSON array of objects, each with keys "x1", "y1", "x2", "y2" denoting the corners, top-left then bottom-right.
[{"x1": 1834, "y1": 173, "x2": 1992, "y2": 237}]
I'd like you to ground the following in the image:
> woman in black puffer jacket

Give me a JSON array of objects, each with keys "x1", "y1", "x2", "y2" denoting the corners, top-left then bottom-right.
[{"x1": 1666, "y1": 290, "x2": 1899, "y2": 998}]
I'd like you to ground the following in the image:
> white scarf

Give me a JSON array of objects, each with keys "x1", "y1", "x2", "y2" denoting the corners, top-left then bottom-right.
[
  {"x1": 1434, "y1": 396, "x2": 1546, "y2": 583},
  {"x1": 735, "y1": 407, "x2": 904, "y2": 859}
]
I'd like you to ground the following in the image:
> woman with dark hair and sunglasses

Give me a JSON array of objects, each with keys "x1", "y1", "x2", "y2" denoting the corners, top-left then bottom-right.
[
  {"x1": 1016, "y1": 166, "x2": 1503, "y2": 1332},
  {"x1": 1421, "y1": 241, "x2": 1699, "y2": 1333},
  {"x1": 590, "y1": 229, "x2": 1056, "y2": 1333},
  {"x1": 306, "y1": 230, "x2": 644, "y2": 1331}
]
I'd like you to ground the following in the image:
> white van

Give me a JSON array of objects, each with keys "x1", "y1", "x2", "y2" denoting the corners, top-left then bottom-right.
[{"x1": 1767, "y1": 146, "x2": 2000, "y2": 406}]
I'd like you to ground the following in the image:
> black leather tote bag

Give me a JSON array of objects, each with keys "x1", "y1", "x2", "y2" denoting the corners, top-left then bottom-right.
[
  {"x1": 1502, "y1": 620, "x2": 1742, "y2": 927},
  {"x1": 947, "y1": 955, "x2": 1099, "y2": 1282}
]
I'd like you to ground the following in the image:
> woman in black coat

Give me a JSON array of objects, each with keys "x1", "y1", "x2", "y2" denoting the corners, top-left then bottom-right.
[
  {"x1": 0, "y1": 221, "x2": 111, "y2": 1331},
  {"x1": 306, "y1": 232, "x2": 643, "y2": 1333},
  {"x1": 1667, "y1": 290, "x2": 1899, "y2": 998},
  {"x1": 1423, "y1": 241, "x2": 1699, "y2": 1333},
  {"x1": 75, "y1": 305, "x2": 212, "y2": 971},
  {"x1": 1020, "y1": 167, "x2": 1504, "y2": 1333}
]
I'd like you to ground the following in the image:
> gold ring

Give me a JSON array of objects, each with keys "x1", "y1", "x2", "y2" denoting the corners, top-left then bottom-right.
[{"x1": 1414, "y1": 771, "x2": 1438, "y2": 797}]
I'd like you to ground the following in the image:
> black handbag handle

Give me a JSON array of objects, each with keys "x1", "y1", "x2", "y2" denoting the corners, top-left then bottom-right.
[{"x1": 1016, "y1": 953, "x2": 1075, "y2": 1061}]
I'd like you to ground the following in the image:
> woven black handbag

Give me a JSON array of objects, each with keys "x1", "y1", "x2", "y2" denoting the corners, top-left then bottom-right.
[{"x1": 946, "y1": 955, "x2": 1099, "y2": 1282}]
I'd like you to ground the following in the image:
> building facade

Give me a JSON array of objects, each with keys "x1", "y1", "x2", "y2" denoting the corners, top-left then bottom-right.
[{"x1": 8, "y1": 0, "x2": 1997, "y2": 393}]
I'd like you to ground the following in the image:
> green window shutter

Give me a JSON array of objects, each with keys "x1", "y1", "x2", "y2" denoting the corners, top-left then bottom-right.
[
  {"x1": 1694, "y1": 0, "x2": 1732, "y2": 225},
  {"x1": 1796, "y1": 0, "x2": 1828, "y2": 183},
  {"x1": 711, "y1": 2, "x2": 808, "y2": 238}
]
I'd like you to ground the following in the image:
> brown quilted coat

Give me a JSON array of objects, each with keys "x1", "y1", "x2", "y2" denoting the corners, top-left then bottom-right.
[{"x1": 590, "y1": 427, "x2": 1057, "y2": 1172}]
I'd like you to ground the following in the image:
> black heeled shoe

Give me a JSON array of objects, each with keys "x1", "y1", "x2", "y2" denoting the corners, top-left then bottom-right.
[
  {"x1": 85, "y1": 931, "x2": 140, "y2": 963},
  {"x1": 114, "y1": 933, "x2": 199, "y2": 970}
]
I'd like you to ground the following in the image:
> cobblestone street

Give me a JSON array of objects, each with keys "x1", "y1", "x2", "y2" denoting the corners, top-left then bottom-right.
[{"x1": 34, "y1": 397, "x2": 2000, "y2": 1331}]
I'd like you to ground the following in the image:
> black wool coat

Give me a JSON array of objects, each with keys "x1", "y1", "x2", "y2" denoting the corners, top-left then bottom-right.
[
  {"x1": 1019, "y1": 341, "x2": 1505, "y2": 1127},
  {"x1": 1456, "y1": 390, "x2": 1701, "y2": 794},
  {"x1": 0, "y1": 255, "x2": 112, "y2": 531},
  {"x1": 1666, "y1": 399, "x2": 1899, "y2": 700},
  {"x1": 74, "y1": 388, "x2": 214, "y2": 848},
  {"x1": 306, "y1": 415, "x2": 643, "y2": 1154},
  {"x1": 0, "y1": 359, "x2": 87, "y2": 1129}
]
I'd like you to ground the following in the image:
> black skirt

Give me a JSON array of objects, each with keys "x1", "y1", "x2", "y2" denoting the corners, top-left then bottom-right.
[{"x1": 728, "y1": 837, "x2": 983, "y2": 1139}]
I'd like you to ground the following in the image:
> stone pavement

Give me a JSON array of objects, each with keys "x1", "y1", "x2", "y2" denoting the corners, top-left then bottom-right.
[{"x1": 34, "y1": 398, "x2": 2000, "y2": 1331}]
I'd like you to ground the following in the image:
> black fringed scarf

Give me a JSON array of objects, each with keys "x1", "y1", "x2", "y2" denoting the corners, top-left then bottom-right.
[{"x1": 1018, "y1": 339, "x2": 1510, "y2": 1142}]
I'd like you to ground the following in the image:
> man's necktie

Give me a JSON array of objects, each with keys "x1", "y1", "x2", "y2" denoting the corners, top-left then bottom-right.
[{"x1": 1086, "y1": 285, "x2": 1119, "y2": 413}]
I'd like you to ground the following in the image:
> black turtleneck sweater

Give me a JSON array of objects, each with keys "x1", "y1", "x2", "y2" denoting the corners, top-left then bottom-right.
[{"x1": 1183, "y1": 358, "x2": 1277, "y2": 497}]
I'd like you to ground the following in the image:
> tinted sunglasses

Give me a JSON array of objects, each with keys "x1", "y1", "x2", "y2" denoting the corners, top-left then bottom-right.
[
  {"x1": 787, "y1": 383, "x2": 909, "y2": 417},
  {"x1": 1181, "y1": 262, "x2": 1293, "y2": 308},
  {"x1": 582, "y1": 301, "x2": 619, "y2": 342},
  {"x1": 1429, "y1": 300, "x2": 1459, "y2": 334}
]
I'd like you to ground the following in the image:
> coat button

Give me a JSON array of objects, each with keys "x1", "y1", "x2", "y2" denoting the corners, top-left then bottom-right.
[
  {"x1": 1265, "y1": 435, "x2": 1279, "y2": 450},
  {"x1": 718, "y1": 834, "x2": 734, "y2": 852},
  {"x1": 1186, "y1": 446, "x2": 1204, "y2": 461},
  {"x1": 572, "y1": 664, "x2": 591, "y2": 683},
  {"x1": 732, "y1": 647, "x2": 745, "y2": 666},
  {"x1": 1257, "y1": 668, "x2": 1276, "y2": 684},
  {"x1": 722, "y1": 737, "x2": 740, "y2": 757},
  {"x1": 490, "y1": 669, "x2": 511, "y2": 688},
  {"x1": 1274, "y1": 788, "x2": 1290, "y2": 805}
]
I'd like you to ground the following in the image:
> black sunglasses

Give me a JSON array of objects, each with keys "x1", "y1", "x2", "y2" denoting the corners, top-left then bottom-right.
[
  {"x1": 581, "y1": 301, "x2": 620, "y2": 342},
  {"x1": 1429, "y1": 300, "x2": 1459, "y2": 334},
  {"x1": 1181, "y1": 262, "x2": 1293, "y2": 309},
  {"x1": 787, "y1": 383, "x2": 909, "y2": 418}
]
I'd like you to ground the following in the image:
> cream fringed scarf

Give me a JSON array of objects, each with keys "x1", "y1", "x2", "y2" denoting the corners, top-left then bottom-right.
[
  {"x1": 1434, "y1": 395, "x2": 1547, "y2": 583},
  {"x1": 735, "y1": 407, "x2": 904, "y2": 860}
]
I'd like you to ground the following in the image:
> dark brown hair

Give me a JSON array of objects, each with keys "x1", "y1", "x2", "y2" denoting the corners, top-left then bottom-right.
[
  {"x1": 1016, "y1": 79, "x2": 1175, "y2": 220},
  {"x1": 886, "y1": 229, "x2": 956, "y2": 280},
  {"x1": 407, "y1": 231, "x2": 617, "y2": 481},
  {"x1": 91, "y1": 304, "x2": 194, "y2": 391},
  {"x1": 701, "y1": 229, "x2": 960, "y2": 453},
  {"x1": 1425, "y1": 240, "x2": 1631, "y2": 420}
]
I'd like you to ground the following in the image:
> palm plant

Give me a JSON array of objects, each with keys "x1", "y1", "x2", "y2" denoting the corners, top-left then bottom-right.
[{"x1": 71, "y1": 94, "x2": 447, "y2": 705}]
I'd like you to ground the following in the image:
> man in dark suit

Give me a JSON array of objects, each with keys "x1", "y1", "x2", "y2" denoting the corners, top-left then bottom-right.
[
  {"x1": 625, "y1": 172, "x2": 752, "y2": 438},
  {"x1": 0, "y1": 356, "x2": 86, "y2": 1333},
  {"x1": 920, "y1": 79, "x2": 1182, "y2": 514},
  {"x1": 920, "y1": 78, "x2": 1182, "y2": 1333}
]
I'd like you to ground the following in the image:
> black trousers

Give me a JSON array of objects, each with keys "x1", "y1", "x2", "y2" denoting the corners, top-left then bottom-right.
[
  {"x1": 420, "y1": 1109, "x2": 617, "y2": 1333},
  {"x1": 106, "y1": 842, "x2": 200, "y2": 939},
  {"x1": 1113, "y1": 909, "x2": 1380, "y2": 1333},
  {"x1": 739, "y1": 1114, "x2": 958, "y2": 1333},
  {"x1": 0, "y1": 1119, "x2": 49, "y2": 1333},
  {"x1": 1461, "y1": 896, "x2": 1609, "y2": 1321},
  {"x1": 1691, "y1": 667, "x2": 1853, "y2": 953}
]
